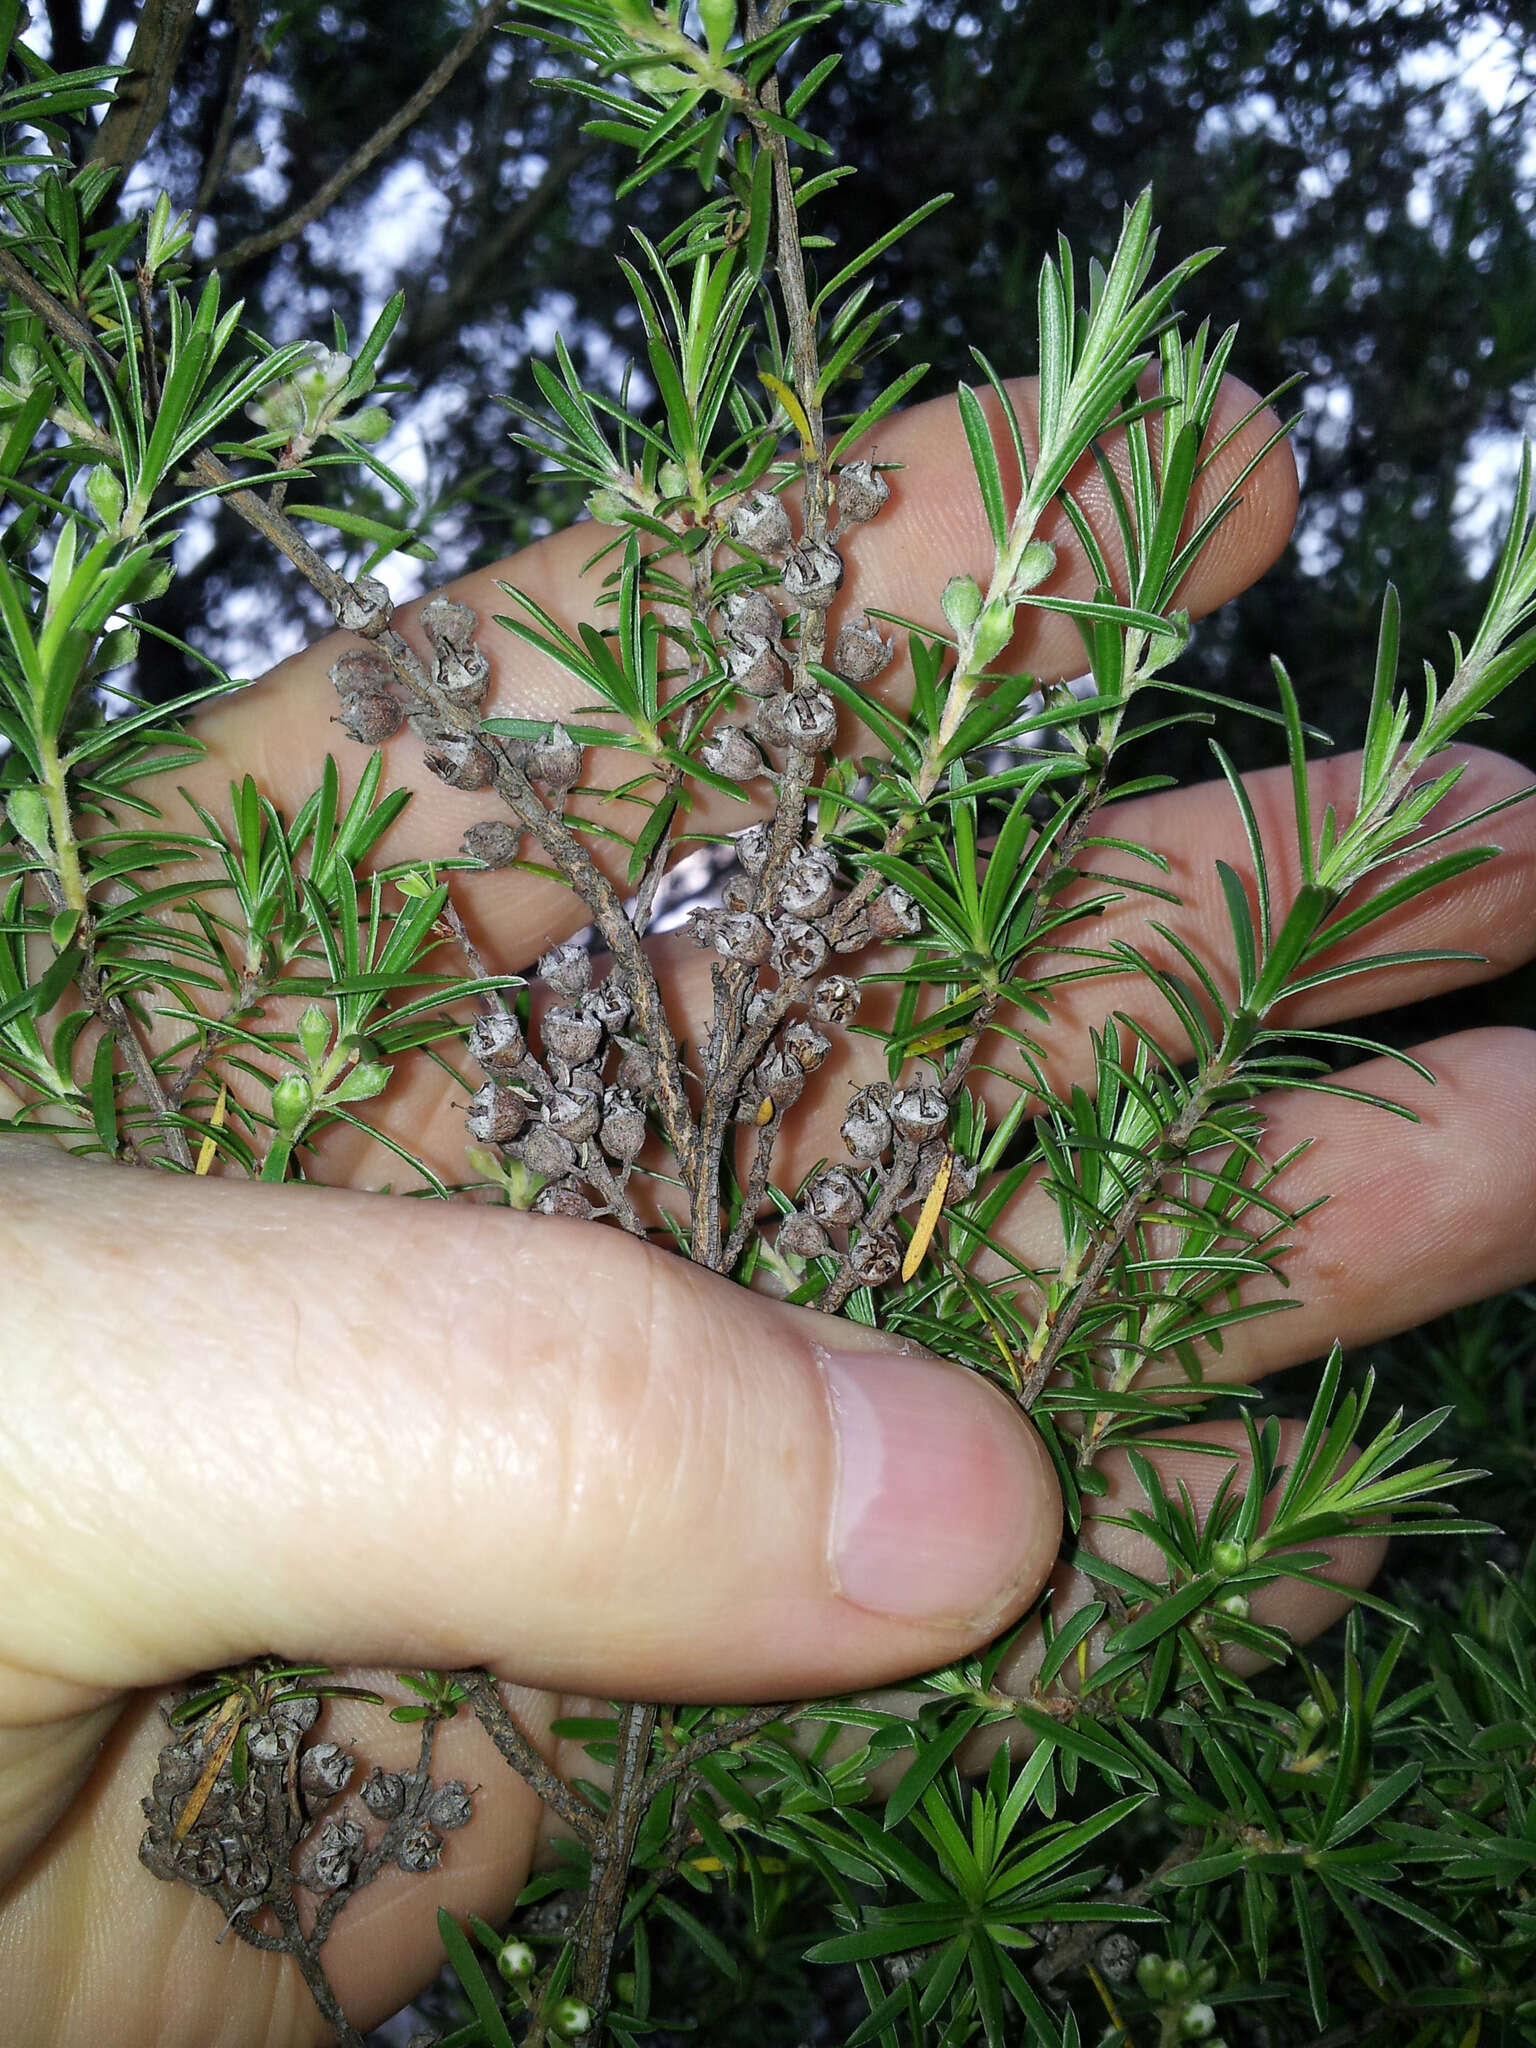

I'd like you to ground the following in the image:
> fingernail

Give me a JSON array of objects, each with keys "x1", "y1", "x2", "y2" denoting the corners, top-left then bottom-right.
[{"x1": 818, "y1": 1347, "x2": 1053, "y2": 1626}]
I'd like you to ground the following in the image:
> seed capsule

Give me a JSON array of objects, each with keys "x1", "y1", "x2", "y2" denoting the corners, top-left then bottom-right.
[
  {"x1": 780, "y1": 849, "x2": 838, "y2": 920},
  {"x1": 835, "y1": 459, "x2": 890, "y2": 525},
  {"x1": 434, "y1": 643, "x2": 491, "y2": 708},
  {"x1": 467, "y1": 1079, "x2": 531, "y2": 1144},
  {"x1": 806, "y1": 1164, "x2": 865, "y2": 1228},
  {"x1": 395, "y1": 1822, "x2": 444, "y2": 1873},
  {"x1": 530, "y1": 722, "x2": 583, "y2": 792},
  {"x1": 842, "y1": 1085, "x2": 893, "y2": 1160},
  {"x1": 421, "y1": 595, "x2": 478, "y2": 647},
  {"x1": 867, "y1": 884, "x2": 921, "y2": 939},
  {"x1": 721, "y1": 871, "x2": 756, "y2": 913},
  {"x1": 735, "y1": 821, "x2": 773, "y2": 874},
  {"x1": 753, "y1": 1047, "x2": 805, "y2": 1110},
  {"x1": 336, "y1": 690, "x2": 403, "y2": 744},
  {"x1": 539, "y1": 942, "x2": 592, "y2": 999},
  {"x1": 329, "y1": 646, "x2": 396, "y2": 697},
  {"x1": 778, "y1": 1213, "x2": 831, "y2": 1259},
  {"x1": 547, "y1": 1085, "x2": 601, "y2": 1143},
  {"x1": 771, "y1": 916, "x2": 829, "y2": 980},
  {"x1": 729, "y1": 490, "x2": 793, "y2": 555},
  {"x1": 300, "y1": 1743, "x2": 355, "y2": 1806},
  {"x1": 521, "y1": 1122, "x2": 578, "y2": 1179},
  {"x1": 721, "y1": 588, "x2": 783, "y2": 642},
  {"x1": 534, "y1": 1179, "x2": 597, "y2": 1219},
  {"x1": 723, "y1": 631, "x2": 786, "y2": 697},
  {"x1": 468, "y1": 1012, "x2": 526, "y2": 1076},
  {"x1": 424, "y1": 733, "x2": 494, "y2": 791},
  {"x1": 832, "y1": 615, "x2": 893, "y2": 682},
  {"x1": 850, "y1": 1229, "x2": 901, "y2": 1285},
  {"x1": 461, "y1": 818, "x2": 520, "y2": 867},
  {"x1": 780, "y1": 685, "x2": 838, "y2": 751},
  {"x1": 781, "y1": 1018, "x2": 831, "y2": 1071},
  {"x1": 600, "y1": 1087, "x2": 647, "y2": 1162},
  {"x1": 586, "y1": 978, "x2": 632, "y2": 1033},
  {"x1": 334, "y1": 576, "x2": 392, "y2": 636},
  {"x1": 701, "y1": 725, "x2": 766, "y2": 783},
  {"x1": 302, "y1": 1816, "x2": 365, "y2": 1894},
  {"x1": 782, "y1": 538, "x2": 844, "y2": 610},
  {"x1": 426, "y1": 1781, "x2": 473, "y2": 1831},
  {"x1": 891, "y1": 1085, "x2": 947, "y2": 1144},
  {"x1": 361, "y1": 1769, "x2": 407, "y2": 1816},
  {"x1": 810, "y1": 974, "x2": 860, "y2": 1025}
]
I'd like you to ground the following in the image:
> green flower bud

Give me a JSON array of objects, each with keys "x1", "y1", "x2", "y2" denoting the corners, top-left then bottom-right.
[
  {"x1": 1181, "y1": 2001, "x2": 1217, "y2": 2039},
  {"x1": 1008, "y1": 539, "x2": 1056, "y2": 596},
  {"x1": 84, "y1": 465, "x2": 125, "y2": 531},
  {"x1": 1194, "y1": 1963, "x2": 1219, "y2": 1995},
  {"x1": 1297, "y1": 1697, "x2": 1326, "y2": 1731},
  {"x1": 548, "y1": 1995, "x2": 592, "y2": 2037},
  {"x1": 1215, "y1": 1591, "x2": 1250, "y2": 1621},
  {"x1": 1210, "y1": 1538, "x2": 1247, "y2": 1577},
  {"x1": 496, "y1": 1938, "x2": 536, "y2": 1982},
  {"x1": 1135, "y1": 1953, "x2": 1167, "y2": 1997},
  {"x1": 330, "y1": 1060, "x2": 391, "y2": 1104},
  {"x1": 941, "y1": 572, "x2": 984, "y2": 635},
  {"x1": 270, "y1": 1072, "x2": 313, "y2": 1132},
  {"x1": 297, "y1": 1005, "x2": 331, "y2": 1067},
  {"x1": 657, "y1": 460, "x2": 689, "y2": 500},
  {"x1": 1162, "y1": 1959, "x2": 1190, "y2": 1995},
  {"x1": 335, "y1": 403, "x2": 390, "y2": 444},
  {"x1": 971, "y1": 598, "x2": 1015, "y2": 667},
  {"x1": 6, "y1": 787, "x2": 53, "y2": 861},
  {"x1": 586, "y1": 485, "x2": 631, "y2": 525}
]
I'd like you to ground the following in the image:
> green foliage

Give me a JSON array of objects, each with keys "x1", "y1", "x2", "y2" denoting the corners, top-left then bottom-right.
[{"x1": 3, "y1": 4, "x2": 1536, "y2": 2046}]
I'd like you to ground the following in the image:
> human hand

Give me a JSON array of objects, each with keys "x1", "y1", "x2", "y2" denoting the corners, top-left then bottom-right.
[{"x1": 2, "y1": 376, "x2": 1534, "y2": 2046}]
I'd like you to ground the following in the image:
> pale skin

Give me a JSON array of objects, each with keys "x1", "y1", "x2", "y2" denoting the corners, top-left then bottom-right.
[{"x1": 1, "y1": 375, "x2": 1535, "y2": 2047}]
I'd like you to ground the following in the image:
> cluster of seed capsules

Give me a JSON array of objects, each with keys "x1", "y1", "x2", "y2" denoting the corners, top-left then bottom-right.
[
  {"x1": 463, "y1": 941, "x2": 655, "y2": 1220},
  {"x1": 138, "y1": 1692, "x2": 474, "y2": 1918}
]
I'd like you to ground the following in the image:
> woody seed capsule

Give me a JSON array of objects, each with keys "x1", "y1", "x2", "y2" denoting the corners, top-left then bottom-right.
[
  {"x1": 329, "y1": 646, "x2": 396, "y2": 698},
  {"x1": 771, "y1": 916, "x2": 830, "y2": 980},
  {"x1": 433, "y1": 643, "x2": 491, "y2": 707},
  {"x1": 724, "y1": 632, "x2": 786, "y2": 697},
  {"x1": 336, "y1": 690, "x2": 403, "y2": 744},
  {"x1": 539, "y1": 942, "x2": 592, "y2": 999},
  {"x1": 395, "y1": 1822, "x2": 443, "y2": 1873},
  {"x1": 530, "y1": 722, "x2": 583, "y2": 791},
  {"x1": 891, "y1": 1085, "x2": 948, "y2": 1144},
  {"x1": 469, "y1": 1011, "x2": 526, "y2": 1075},
  {"x1": 467, "y1": 1079, "x2": 531, "y2": 1144},
  {"x1": 424, "y1": 733, "x2": 494, "y2": 791},
  {"x1": 782, "y1": 537, "x2": 844, "y2": 610},
  {"x1": 587, "y1": 978, "x2": 632, "y2": 1033},
  {"x1": 780, "y1": 849, "x2": 838, "y2": 920},
  {"x1": 721, "y1": 871, "x2": 756, "y2": 913},
  {"x1": 421, "y1": 595, "x2": 477, "y2": 647},
  {"x1": 535, "y1": 1180, "x2": 597, "y2": 1219},
  {"x1": 427, "y1": 1781, "x2": 474, "y2": 1830},
  {"x1": 806, "y1": 1164, "x2": 865, "y2": 1228},
  {"x1": 547, "y1": 1085, "x2": 601, "y2": 1142},
  {"x1": 780, "y1": 685, "x2": 838, "y2": 751},
  {"x1": 850, "y1": 1229, "x2": 902, "y2": 1285},
  {"x1": 542, "y1": 1004, "x2": 603, "y2": 1066},
  {"x1": 521, "y1": 1122, "x2": 578, "y2": 1179},
  {"x1": 810, "y1": 974, "x2": 860, "y2": 1025},
  {"x1": 713, "y1": 910, "x2": 773, "y2": 963},
  {"x1": 735, "y1": 821, "x2": 773, "y2": 873},
  {"x1": 832, "y1": 615, "x2": 893, "y2": 682},
  {"x1": 835, "y1": 459, "x2": 890, "y2": 525},
  {"x1": 781, "y1": 1018, "x2": 831, "y2": 1071},
  {"x1": 701, "y1": 725, "x2": 766, "y2": 783},
  {"x1": 461, "y1": 818, "x2": 520, "y2": 867},
  {"x1": 729, "y1": 490, "x2": 793, "y2": 555},
  {"x1": 753, "y1": 1047, "x2": 805, "y2": 1109},
  {"x1": 867, "y1": 884, "x2": 921, "y2": 939},
  {"x1": 842, "y1": 1085, "x2": 893, "y2": 1160},
  {"x1": 361, "y1": 1769, "x2": 407, "y2": 1816},
  {"x1": 300, "y1": 1743, "x2": 354, "y2": 1806},
  {"x1": 778, "y1": 1212, "x2": 831, "y2": 1259},
  {"x1": 334, "y1": 576, "x2": 392, "y2": 635},
  {"x1": 303, "y1": 1816, "x2": 365, "y2": 1893},
  {"x1": 600, "y1": 1087, "x2": 647, "y2": 1161},
  {"x1": 721, "y1": 588, "x2": 783, "y2": 642}
]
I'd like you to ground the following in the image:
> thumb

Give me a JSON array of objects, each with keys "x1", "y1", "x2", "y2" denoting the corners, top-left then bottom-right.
[{"x1": 0, "y1": 1150, "x2": 1059, "y2": 1722}]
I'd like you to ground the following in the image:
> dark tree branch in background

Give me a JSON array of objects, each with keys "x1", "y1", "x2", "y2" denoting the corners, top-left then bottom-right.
[
  {"x1": 87, "y1": 0, "x2": 197, "y2": 174},
  {"x1": 211, "y1": 0, "x2": 506, "y2": 272},
  {"x1": 193, "y1": 0, "x2": 261, "y2": 216}
]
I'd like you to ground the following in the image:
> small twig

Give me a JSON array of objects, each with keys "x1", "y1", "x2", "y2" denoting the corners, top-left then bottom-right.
[
  {"x1": 87, "y1": 0, "x2": 197, "y2": 176},
  {"x1": 192, "y1": 0, "x2": 260, "y2": 215},
  {"x1": 455, "y1": 1670, "x2": 602, "y2": 1848},
  {"x1": 643, "y1": 1700, "x2": 808, "y2": 1801},
  {"x1": 574, "y1": 1701, "x2": 657, "y2": 2011},
  {"x1": 1032, "y1": 1836, "x2": 1201, "y2": 1989},
  {"x1": 211, "y1": 0, "x2": 505, "y2": 271}
]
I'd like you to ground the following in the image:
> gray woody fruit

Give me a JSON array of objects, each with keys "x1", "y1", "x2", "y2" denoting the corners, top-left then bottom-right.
[
  {"x1": 539, "y1": 942, "x2": 592, "y2": 999},
  {"x1": 780, "y1": 686, "x2": 838, "y2": 751},
  {"x1": 395, "y1": 1822, "x2": 443, "y2": 1873},
  {"x1": 724, "y1": 632, "x2": 786, "y2": 697},
  {"x1": 522, "y1": 1122, "x2": 578, "y2": 1179},
  {"x1": 735, "y1": 820, "x2": 773, "y2": 873},
  {"x1": 891, "y1": 1085, "x2": 948, "y2": 1144},
  {"x1": 842, "y1": 1085, "x2": 893, "y2": 1159},
  {"x1": 467, "y1": 1080, "x2": 531, "y2": 1144},
  {"x1": 810, "y1": 974, "x2": 860, "y2": 1025},
  {"x1": 329, "y1": 646, "x2": 396, "y2": 697},
  {"x1": 780, "y1": 848, "x2": 838, "y2": 919},
  {"x1": 778, "y1": 1213, "x2": 831, "y2": 1259},
  {"x1": 600, "y1": 1087, "x2": 647, "y2": 1161},
  {"x1": 850, "y1": 1230, "x2": 901, "y2": 1284},
  {"x1": 529, "y1": 722, "x2": 583, "y2": 791},
  {"x1": 832, "y1": 615, "x2": 893, "y2": 682},
  {"x1": 729, "y1": 490, "x2": 793, "y2": 554},
  {"x1": 867, "y1": 884, "x2": 921, "y2": 939},
  {"x1": 771, "y1": 916, "x2": 830, "y2": 980},
  {"x1": 424, "y1": 733, "x2": 494, "y2": 791},
  {"x1": 721, "y1": 588, "x2": 783, "y2": 642},
  {"x1": 468, "y1": 1011, "x2": 526, "y2": 1075},
  {"x1": 806, "y1": 1164, "x2": 865, "y2": 1228},
  {"x1": 299, "y1": 1743, "x2": 355, "y2": 1806},
  {"x1": 701, "y1": 725, "x2": 766, "y2": 783},
  {"x1": 303, "y1": 1816, "x2": 365, "y2": 1893},
  {"x1": 781, "y1": 538, "x2": 844, "y2": 610},
  {"x1": 336, "y1": 690, "x2": 403, "y2": 744},
  {"x1": 835, "y1": 459, "x2": 890, "y2": 525},
  {"x1": 461, "y1": 819, "x2": 519, "y2": 867}
]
